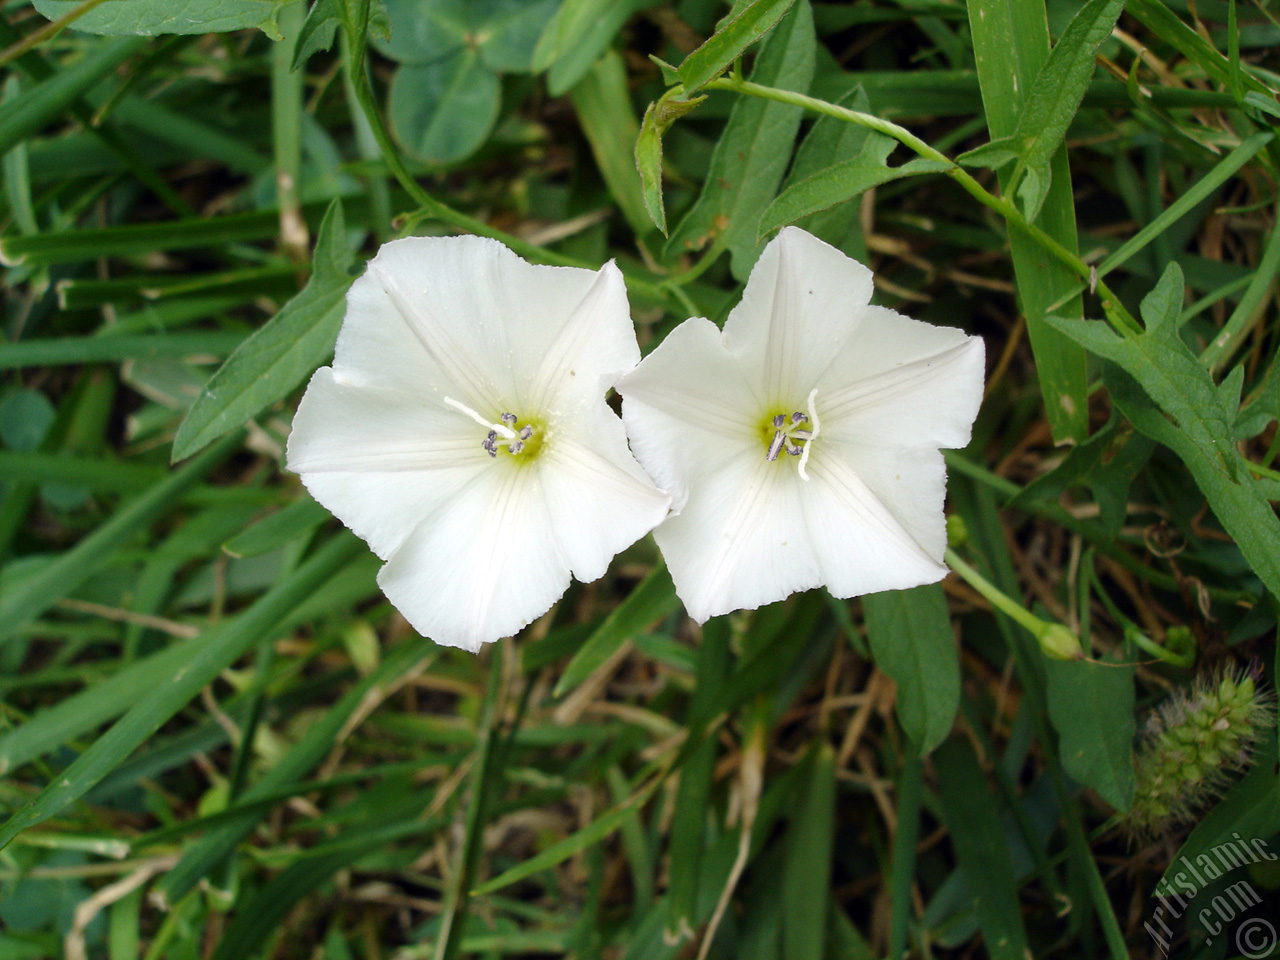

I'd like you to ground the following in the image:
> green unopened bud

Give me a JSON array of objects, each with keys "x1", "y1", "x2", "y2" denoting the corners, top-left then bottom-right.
[
  {"x1": 1037, "y1": 623, "x2": 1084, "y2": 661},
  {"x1": 946, "y1": 513, "x2": 969, "y2": 548}
]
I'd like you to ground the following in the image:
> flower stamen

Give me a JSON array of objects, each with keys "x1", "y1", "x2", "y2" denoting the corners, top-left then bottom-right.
[
  {"x1": 764, "y1": 389, "x2": 821, "y2": 479},
  {"x1": 445, "y1": 397, "x2": 542, "y2": 459},
  {"x1": 444, "y1": 396, "x2": 516, "y2": 439}
]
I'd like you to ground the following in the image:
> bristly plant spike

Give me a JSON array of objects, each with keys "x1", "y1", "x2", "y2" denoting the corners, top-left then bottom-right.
[
  {"x1": 287, "y1": 235, "x2": 669, "y2": 651},
  {"x1": 1123, "y1": 665, "x2": 1274, "y2": 839},
  {"x1": 617, "y1": 227, "x2": 985, "y2": 622}
]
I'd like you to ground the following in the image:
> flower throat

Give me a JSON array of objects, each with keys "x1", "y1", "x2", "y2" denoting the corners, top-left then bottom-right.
[
  {"x1": 444, "y1": 397, "x2": 543, "y2": 460},
  {"x1": 762, "y1": 388, "x2": 820, "y2": 480}
]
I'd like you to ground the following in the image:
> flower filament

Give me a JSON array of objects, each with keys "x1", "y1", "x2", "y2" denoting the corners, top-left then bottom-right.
[
  {"x1": 764, "y1": 388, "x2": 820, "y2": 480},
  {"x1": 444, "y1": 397, "x2": 540, "y2": 459}
]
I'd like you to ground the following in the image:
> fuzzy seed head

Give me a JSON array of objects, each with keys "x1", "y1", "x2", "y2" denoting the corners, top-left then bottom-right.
[{"x1": 1122, "y1": 665, "x2": 1273, "y2": 841}]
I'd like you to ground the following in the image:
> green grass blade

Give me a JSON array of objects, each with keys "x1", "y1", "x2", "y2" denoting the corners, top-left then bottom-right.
[
  {"x1": 886, "y1": 749, "x2": 923, "y2": 960},
  {"x1": 0, "y1": 533, "x2": 365, "y2": 851},
  {"x1": 967, "y1": 0, "x2": 1089, "y2": 442},
  {"x1": 0, "y1": 431, "x2": 242, "y2": 641},
  {"x1": 0, "y1": 36, "x2": 145, "y2": 157},
  {"x1": 156, "y1": 635, "x2": 436, "y2": 905},
  {"x1": 1201, "y1": 206, "x2": 1280, "y2": 371},
  {"x1": 781, "y1": 743, "x2": 835, "y2": 960},
  {"x1": 570, "y1": 49, "x2": 652, "y2": 236},
  {"x1": 1098, "y1": 131, "x2": 1274, "y2": 281},
  {"x1": 934, "y1": 737, "x2": 1031, "y2": 960},
  {"x1": 0, "y1": 332, "x2": 245, "y2": 370},
  {"x1": 664, "y1": 0, "x2": 815, "y2": 279},
  {"x1": 552, "y1": 562, "x2": 676, "y2": 696}
]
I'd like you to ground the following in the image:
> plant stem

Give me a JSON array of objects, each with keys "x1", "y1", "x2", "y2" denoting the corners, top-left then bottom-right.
[
  {"x1": 702, "y1": 76, "x2": 1141, "y2": 334},
  {"x1": 946, "y1": 548, "x2": 1083, "y2": 660}
]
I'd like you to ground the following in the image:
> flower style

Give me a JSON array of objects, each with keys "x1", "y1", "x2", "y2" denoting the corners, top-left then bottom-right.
[
  {"x1": 616, "y1": 226, "x2": 984, "y2": 622},
  {"x1": 287, "y1": 236, "x2": 670, "y2": 651}
]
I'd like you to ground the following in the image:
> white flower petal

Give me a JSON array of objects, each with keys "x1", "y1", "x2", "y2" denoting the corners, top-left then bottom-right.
[
  {"x1": 802, "y1": 441, "x2": 948, "y2": 598},
  {"x1": 817, "y1": 306, "x2": 985, "y2": 449},
  {"x1": 287, "y1": 368, "x2": 487, "y2": 561},
  {"x1": 722, "y1": 226, "x2": 874, "y2": 403},
  {"x1": 290, "y1": 235, "x2": 669, "y2": 650},
  {"x1": 652, "y1": 458, "x2": 820, "y2": 623},
  {"x1": 377, "y1": 468, "x2": 568, "y2": 652},
  {"x1": 525, "y1": 259, "x2": 639, "y2": 410},
  {"x1": 287, "y1": 368, "x2": 484, "y2": 474},
  {"x1": 334, "y1": 236, "x2": 635, "y2": 414},
  {"x1": 618, "y1": 227, "x2": 981, "y2": 619},
  {"x1": 618, "y1": 317, "x2": 761, "y2": 512},
  {"x1": 539, "y1": 405, "x2": 671, "y2": 582}
]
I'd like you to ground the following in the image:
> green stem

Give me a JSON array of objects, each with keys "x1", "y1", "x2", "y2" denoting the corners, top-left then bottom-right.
[
  {"x1": 946, "y1": 548, "x2": 1083, "y2": 660},
  {"x1": 702, "y1": 76, "x2": 1141, "y2": 334}
]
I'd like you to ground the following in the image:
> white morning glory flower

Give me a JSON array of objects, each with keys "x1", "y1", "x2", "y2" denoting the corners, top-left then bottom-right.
[
  {"x1": 616, "y1": 226, "x2": 984, "y2": 622},
  {"x1": 287, "y1": 236, "x2": 670, "y2": 651}
]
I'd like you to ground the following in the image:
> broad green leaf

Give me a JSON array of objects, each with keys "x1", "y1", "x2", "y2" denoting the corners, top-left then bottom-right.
[
  {"x1": 389, "y1": 52, "x2": 501, "y2": 165},
  {"x1": 934, "y1": 738, "x2": 1030, "y2": 960},
  {"x1": 0, "y1": 534, "x2": 365, "y2": 851},
  {"x1": 1048, "y1": 265, "x2": 1280, "y2": 599},
  {"x1": 170, "y1": 201, "x2": 354, "y2": 462},
  {"x1": 478, "y1": 0, "x2": 560, "y2": 72},
  {"x1": 863, "y1": 583, "x2": 960, "y2": 755},
  {"x1": 675, "y1": 0, "x2": 797, "y2": 93},
  {"x1": 782, "y1": 744, "x2": 835, "y2": 960},
  {"x1": 378, "y1": 0, "x2": 555, "y2": 72},
  {"x1": 775, "y1": 85, "x2": 874, "y2": 245},
  {"x1": 570, "y1": 50, "x2": 653, "y2": 236},
  {"x1": 635, "y1": 90, "x2": 706, "y2": 234},
  {"x1": 1104, "y1": 365, "x2": 1280, "y2": 601},
  {"x1": 552, "y1": 563, "x2": 677, "y2": 696},
  {"x1": 956, "y1": 136, "x2": 1018, "y2": 170},
  {"x1": 664, "y1": 0, "x2": 815, "y2": 280},
  {"x1": 33, "y1": 0, "x2": 291, "y2": 37},
  {"x1": 757, "y1": 130, "x2": 948, "y2": 239},
  {"x1": 1002, "y1": 0, "x2": 1126, "y2": 221},
  {"x1": 1044, "y1": 658, "x2": 1136, "y2": 810}
]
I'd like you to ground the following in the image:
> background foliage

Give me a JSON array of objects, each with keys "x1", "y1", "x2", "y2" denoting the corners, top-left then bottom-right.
[{"x1": 2, "y1": 0, "x2": 1279, "y2": 957}]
